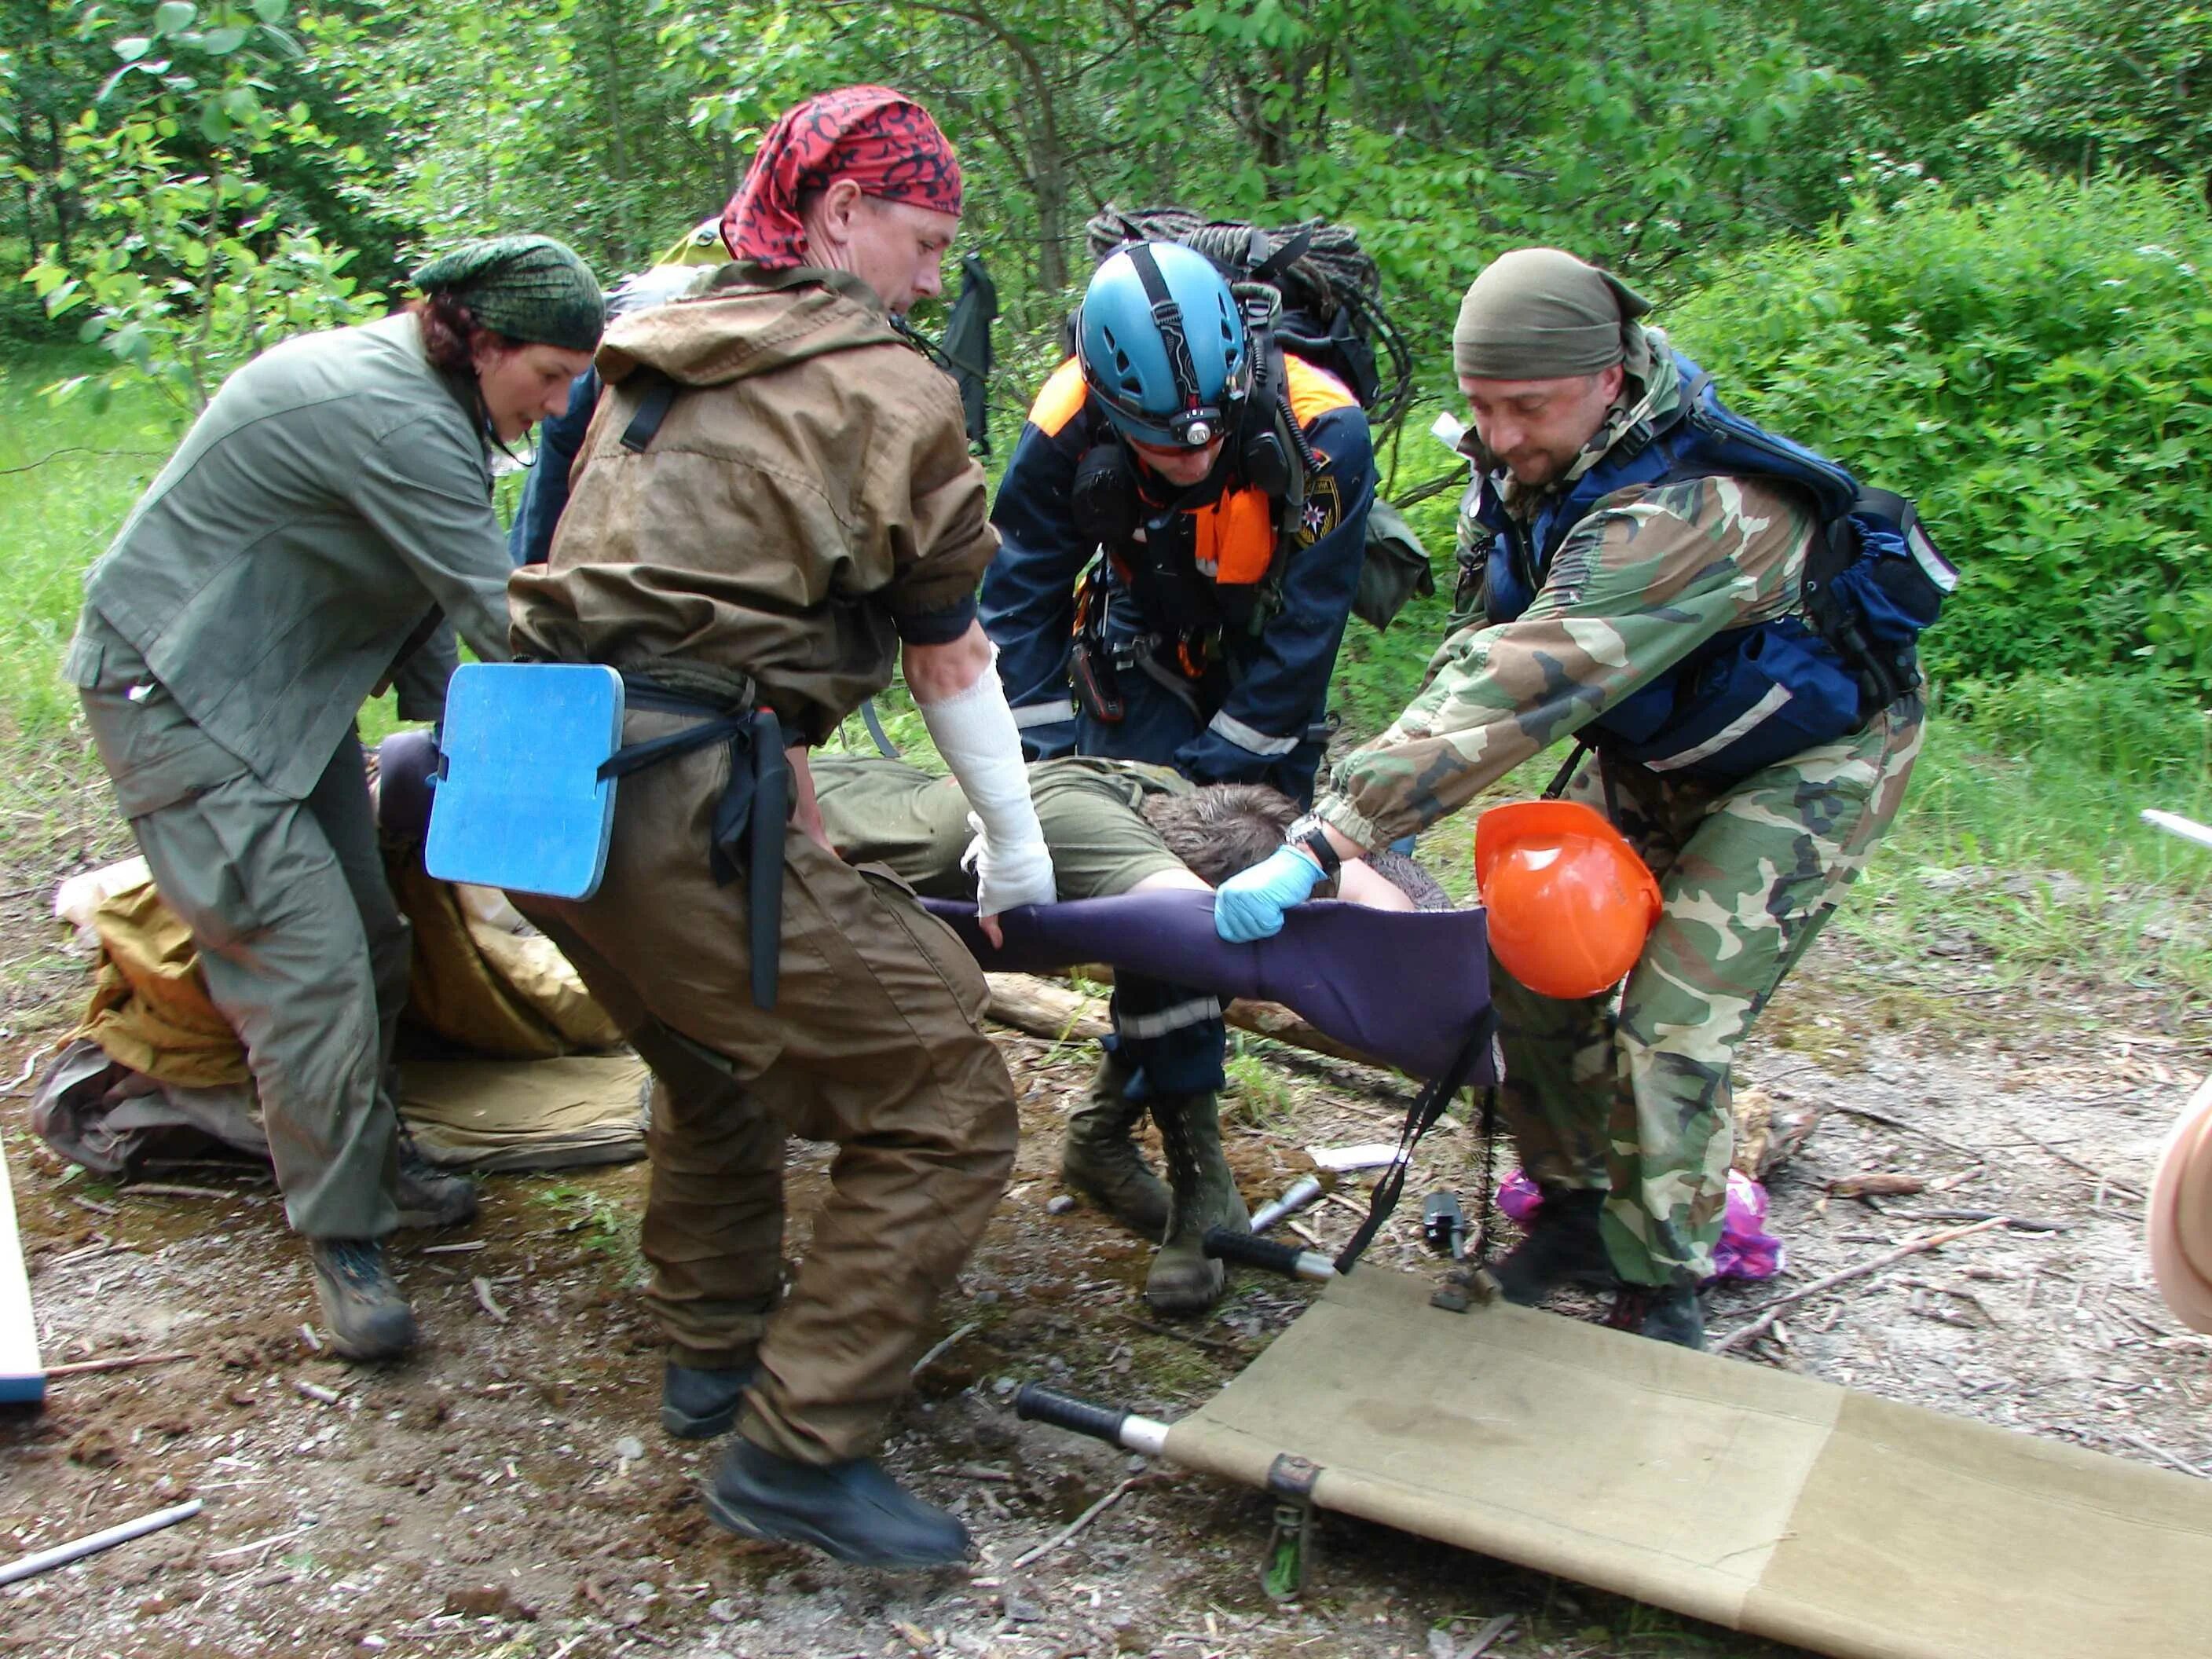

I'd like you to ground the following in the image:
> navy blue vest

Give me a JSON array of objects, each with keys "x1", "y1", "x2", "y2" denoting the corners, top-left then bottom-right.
[{"x1": 1478, "y1": 351, "x2": 1930, "y2": 788}]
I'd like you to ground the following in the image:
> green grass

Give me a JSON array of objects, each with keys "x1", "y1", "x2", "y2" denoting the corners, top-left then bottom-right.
[{"x1": 0, "y1": 348, "x2": 180, "y2": 738}]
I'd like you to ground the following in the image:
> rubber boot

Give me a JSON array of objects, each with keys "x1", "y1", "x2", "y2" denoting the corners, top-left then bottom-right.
[
  {"x1": 1144, "y1": 1093, "x2": 1250, "y2": 1313},
  {"x1": 1491, "y1": 1186, "x2": 1617, "y2": 1306},
  {"x1": 308, "y1": 1238, "x2": 417, "y2": 1361},
  {"x1": 661, "y1": 1361, "x2": 758, "y2": 1440},
  {"x1": 705, "y1": 1438, "x2": 971, "y2": 1568},
  {"x1": 1061, "y1": 1053, "x2": 1170, "y2": 1238}
]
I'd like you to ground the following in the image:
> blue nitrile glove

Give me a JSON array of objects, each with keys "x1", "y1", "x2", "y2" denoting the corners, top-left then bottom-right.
[{"x1": 1214, "y1": 844, "x2": 1327, "y2": 942}]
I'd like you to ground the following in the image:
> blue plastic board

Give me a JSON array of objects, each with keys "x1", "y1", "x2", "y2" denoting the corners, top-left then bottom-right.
[
  {"x1": 0, "y1": 1126, "x2": 42, "y2": 1405},
  {"x1": 426, "y1": 663, "x2": 625, "y2": 901}
]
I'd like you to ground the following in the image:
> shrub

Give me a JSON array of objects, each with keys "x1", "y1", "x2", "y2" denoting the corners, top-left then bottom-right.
[{"x1": 1668, "y1": 174, "x2": 2212, "y2": 693}]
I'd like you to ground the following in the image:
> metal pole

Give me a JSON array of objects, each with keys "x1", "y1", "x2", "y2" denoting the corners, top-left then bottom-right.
[{"x1": 0, "y1": 1499, "x2": 203, "y2": 1586}]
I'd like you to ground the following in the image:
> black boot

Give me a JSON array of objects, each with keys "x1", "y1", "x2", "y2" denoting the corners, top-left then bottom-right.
[
  {"x1": 1060, "y1": 1053, "x2": 1170, "y2": 1237},
  {"x1": 308, "y1": 1238, "x2": 418, "y2": 1361},
  {"x1": 395, "y1": 1136, "x2": 478, "y2": 1230},
  {"x1": 1145, "y1": 1093, "x2": 1249, "y2": 1314},
  {"x1": 661, "y1": 1361, "x2": 758, "y2": 1440},
  {"x1": 1492, "y1": 1187, "x2": 1616, "y2": 1306},
  {"x1": 1627, "y1": 1283, "x2": 1707, "y2": 1350},
  {"x1": 705, "y1": 1439, "x2": 970, "y2": 1568}
]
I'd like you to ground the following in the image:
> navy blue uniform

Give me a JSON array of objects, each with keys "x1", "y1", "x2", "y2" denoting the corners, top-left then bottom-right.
[{"x1": 980, "y1": 354, "x2": 1373, "y2": 805}]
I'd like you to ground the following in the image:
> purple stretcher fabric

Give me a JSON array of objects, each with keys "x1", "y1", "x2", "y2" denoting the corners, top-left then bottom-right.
[
  {"x1": 923, "y1": 891, "x2": 1495, "y2": 1083},
  {"x1": 377, "y1": 735, "x2": 1496, "y2": 1083}
]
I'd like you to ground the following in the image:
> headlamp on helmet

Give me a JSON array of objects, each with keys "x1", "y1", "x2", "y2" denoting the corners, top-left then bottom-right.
[{"x1": 1077, "y1": 241, "x2": 1250, "y2": 450}]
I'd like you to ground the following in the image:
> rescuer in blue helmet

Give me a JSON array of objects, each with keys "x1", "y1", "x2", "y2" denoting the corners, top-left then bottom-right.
[{"x1": 980, "y1": 236, "x2": 1375, "y2": 1315}]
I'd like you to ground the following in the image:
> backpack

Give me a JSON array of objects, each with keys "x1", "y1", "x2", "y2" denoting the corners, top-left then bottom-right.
[{"x1": 1081, "y1": 205, "x2": 1434, "y2": 629}]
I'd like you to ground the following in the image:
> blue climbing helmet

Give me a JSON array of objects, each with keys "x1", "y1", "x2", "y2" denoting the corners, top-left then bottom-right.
[{"x1": 1077, "y1": 240, "x2": 1251, "y2": 448}]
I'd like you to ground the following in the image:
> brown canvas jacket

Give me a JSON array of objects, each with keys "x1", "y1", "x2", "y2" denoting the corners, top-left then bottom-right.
[{"x1": 508, "y1": 265, "x2": 996, "y2": 742}]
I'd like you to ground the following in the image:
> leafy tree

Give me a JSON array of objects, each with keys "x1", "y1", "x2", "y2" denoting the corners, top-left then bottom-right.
[{"x1": 23, "y1": 0, "x2": 384, "y2": 416}]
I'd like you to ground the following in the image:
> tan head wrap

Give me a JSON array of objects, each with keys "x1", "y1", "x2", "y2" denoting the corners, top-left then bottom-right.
[{"x1": 1452, "y1": 247, "x2": 1651, "y2": 380}]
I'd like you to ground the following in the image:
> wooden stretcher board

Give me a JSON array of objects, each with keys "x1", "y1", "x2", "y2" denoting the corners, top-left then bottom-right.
[
  {"x1": 1163, "y1": 1269, "x2": 2212, "y2": 1659},
  {"x1": 0, "y1": 1129, "x2": 43, "y2": 1404}
]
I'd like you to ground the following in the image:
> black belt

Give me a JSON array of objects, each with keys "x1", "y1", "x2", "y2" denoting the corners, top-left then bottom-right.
[{"x1": 599, "y1": 676, "x2": 787, "y2": 1010}]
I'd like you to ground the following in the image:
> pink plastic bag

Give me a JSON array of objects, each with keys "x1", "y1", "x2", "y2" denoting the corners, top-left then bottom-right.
[{"x1": 1496, "y1": 1168, "x2": 1785, "y2": 1284}]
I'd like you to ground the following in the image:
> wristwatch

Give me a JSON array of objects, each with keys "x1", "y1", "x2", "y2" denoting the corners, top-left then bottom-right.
[{"x1": 1286, "y1": 813, "x2": 1342, "y2": 880}]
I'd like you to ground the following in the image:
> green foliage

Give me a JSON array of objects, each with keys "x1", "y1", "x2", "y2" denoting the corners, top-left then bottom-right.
[
  {"x1": 21, "y1": 0, "x2": 384, "y2": 416},
  {"x1": 1922, "y1": 0, "x2": 2212, "y2": 187},
  {"x1": 1668, "y1": 172, "x2": 2212, "y2": 691}
]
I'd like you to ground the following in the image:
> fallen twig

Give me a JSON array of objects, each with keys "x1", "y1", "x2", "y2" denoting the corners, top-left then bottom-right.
[
  {"x1": 0, "y1": 446, "x2": 168, "y2": 477},
  {"x1": 1829, "y1": 1104, "x2": 1982, "y2": 1160},
  {"x1": 119, "y1": 1182, "x2": 235, "y2": 1201},
  {"x1": 1459, "y1": 1613, "x2": 1518, "y2": 1659},
  {"x1": 1884, "y1": 1207, "x2": 2067, "y2": 1233},
  {"x1": 910, "y1": 1320, "x2": 980, "y2": 1379},
  {"x1": 1121, "y1": 1313, "x2": 1244, "y2": 1354},
  {"x1": 1010, "y1": 1474, "x2": 1151, "y2": 1570},
  {"x1": 207, "y1": 1525, "x2": 311, "y2": 1562},
  {"x1": 293, "y1": 1377, "x2": 341, "y2": 1405},
  {"x1": 2022, "y1": 1133, "x2": 2145, "y2": 1199},
  {"x1": 0, "y1": 1499, "x2": 203, "y2": 1586},
  {"x1": 418, "y1": 1240, "x2": 485, "y2": 1255},
  {"x1": 44, "y1": 1350, "x2": 197, "y2": 1379},
  {"x1": 0, "y1": 1050, "x2": 43, "y2": 1098},
  {"x1": 948, "y1": 1463, "x2": 1014, "y2": 1483},
  {"x1": 1716, "y1": 1217, "x2": 2009, "y2": 1354},
  {"x1": 472, "y1": 1276, "x2": 509, "y2": 1324},
  {"x1": 2122, "y1": 1432, "x2": 2210, "y2": 1481}
]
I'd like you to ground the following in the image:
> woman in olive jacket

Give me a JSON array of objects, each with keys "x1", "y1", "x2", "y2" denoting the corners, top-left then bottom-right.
[{"x1": 64, "y1": 236, "x2": 603, "y2": 1359}]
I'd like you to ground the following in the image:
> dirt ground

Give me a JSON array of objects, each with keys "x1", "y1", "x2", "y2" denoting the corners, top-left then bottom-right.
[{"x1": 4, "y1": 805, "x2": 2210, "y2": 1659}]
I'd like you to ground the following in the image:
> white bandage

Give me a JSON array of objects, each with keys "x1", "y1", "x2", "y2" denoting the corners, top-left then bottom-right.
[{"x1": 917, "y1": 651, "x2": 1057, "y2": 917}]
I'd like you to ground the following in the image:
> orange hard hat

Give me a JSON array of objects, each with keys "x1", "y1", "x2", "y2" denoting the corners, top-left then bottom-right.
[{"x1": 1474, "y1": 800, "x2": 1663, "y2": 999}]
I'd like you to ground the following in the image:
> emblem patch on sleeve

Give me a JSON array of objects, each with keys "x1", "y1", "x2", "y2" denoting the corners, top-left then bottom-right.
[{"x1": 1294, "y1": 473, "x2": 1342, "y2": 548}]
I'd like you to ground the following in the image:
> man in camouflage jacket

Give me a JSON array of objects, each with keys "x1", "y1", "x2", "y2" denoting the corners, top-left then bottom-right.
[{"x1": 1212, "y1": 247, "x2": 1924, "y2": 1347}]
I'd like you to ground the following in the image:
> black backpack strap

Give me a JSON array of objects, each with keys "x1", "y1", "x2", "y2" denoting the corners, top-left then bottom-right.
[
  {"x1": 1801, "y1": 504, "x2": 1915, "y2": 716},
  {"x1": 1332, "y1": 1006, "x2": 1500, "y2": 1275},
  {"x1": 1247, "y1": 226, "x2": 1313, "y2": 287},
  {"x1": 620, "y1": 372, "x2": 681, "y2": 453}
]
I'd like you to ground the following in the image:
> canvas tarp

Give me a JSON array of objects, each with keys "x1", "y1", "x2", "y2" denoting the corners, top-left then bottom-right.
[
  {"x1": 33, "y1": 859, "x2": 641, "y2": 1174},
  {"x1": 1165, "y1": 1267, "x2": 2212, "y2": 1659}
]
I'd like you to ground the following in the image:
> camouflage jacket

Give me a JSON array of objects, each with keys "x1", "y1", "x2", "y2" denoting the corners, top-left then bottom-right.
[{"x1": 1315, "y1": 329, "x2": 1822, "y2": 851}]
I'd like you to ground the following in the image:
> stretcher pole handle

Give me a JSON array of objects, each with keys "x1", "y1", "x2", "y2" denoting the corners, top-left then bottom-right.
[
  {"x1": 1014, "y1": 1384, "x2": 1129, "y2": 1446},
  {"x1": 1203, "y1": 1226, "x2": 1337, "y2": 1281}
]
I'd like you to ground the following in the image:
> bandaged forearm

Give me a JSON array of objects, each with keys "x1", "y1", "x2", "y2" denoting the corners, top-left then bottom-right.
[{"x1": 917, "y1": 655, "x2": 1057, "y2": 914}]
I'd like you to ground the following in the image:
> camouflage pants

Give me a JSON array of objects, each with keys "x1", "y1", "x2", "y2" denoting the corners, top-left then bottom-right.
[{"x1": 1492, "y1": 692, "x2": 1925, "y2": 1287}]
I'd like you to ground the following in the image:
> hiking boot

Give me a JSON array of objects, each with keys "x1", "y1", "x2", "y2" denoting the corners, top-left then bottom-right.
[
  {"x1": 705, "y1": 1438, "x2": 970, "y2": 1568},
  {"x1": 1492, "y1": 1186, "x2": 1617, "y2": 1306},
  {"x1": 1625, "y1": 1284, "x2": 1707, "y2": 1350},
  {"x1": 308, "y1": 1238, "x2": 417, "y2": 1361},
  {"x1": 1061, "y1": 1053, "x2": 1170, "y2": 1238},
  {"x1": 395, "y1": 1140, "x2": 478, "y2": 1230},
  {"x1": 1145, "y1": 1093, "x2": 1250, "y2": 1314},
  {"x1": 661, "y1": 1361, "x2": 758, "y2": 1441}
]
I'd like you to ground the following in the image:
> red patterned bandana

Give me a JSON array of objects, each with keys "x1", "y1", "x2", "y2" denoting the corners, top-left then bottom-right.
[{"x1": 720, "y1": 86, "x2": 963, "y2": 269}]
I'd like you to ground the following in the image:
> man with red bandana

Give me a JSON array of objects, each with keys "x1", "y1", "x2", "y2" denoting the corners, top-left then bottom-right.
[{"x1": 510, "y1": 86, "x2": 1053, "y2": 1567}]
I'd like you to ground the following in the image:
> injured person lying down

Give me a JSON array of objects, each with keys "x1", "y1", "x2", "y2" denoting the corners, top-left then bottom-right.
[{"x1": 811, "y1": 751, "x2": 1450, "y2": 1306}]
